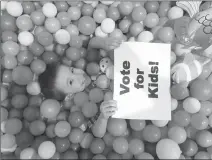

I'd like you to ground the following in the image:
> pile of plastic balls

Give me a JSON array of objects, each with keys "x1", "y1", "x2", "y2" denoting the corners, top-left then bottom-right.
[{"x1": 1, "y1": 1, "x2": 212, "y2": 159}]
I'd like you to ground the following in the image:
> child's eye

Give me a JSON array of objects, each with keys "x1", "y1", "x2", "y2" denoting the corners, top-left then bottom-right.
[
  {"x1": 69, "y1": 80, "x2": 73, "y2": 85},
  {"x1": 71, "y1": 68, "x2": 74, "y2": 73}
]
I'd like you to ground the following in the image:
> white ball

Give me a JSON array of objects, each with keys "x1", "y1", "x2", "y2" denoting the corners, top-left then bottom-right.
[
  {"x1": 55, "y1": 29, "x2": 71, "y2": 45},
  {"x1": 101, "y1": 1, "x2": 114, "y2": 5},
  {"x1": 101, "y1": 18, "x2": 115, "y2": 34},
  {"x1": 128, "y1": 37, "x2": 136, "y2": 42},
  {"x1": 91, "y1": 1, "x2": 99, "y2": 8},
  {"x1": 6, "y1": 1, "x2": 23, "y2": 17},
  {"x1": 137, "y1": 31, "x2": 154, "y2": 42},
  {"x1": 183, "y1": 97, "x2": 201, "y2": 114},
  {"x1": 27, "y1": 81, "x2": 41, "y2": 96},
  {"x1": 95, "y1": 26, "x2": 108, "y2": 38},
  {"x1": 42, "y1": 3, "x2": 57, "y2": 18},
  {"x1": 18, "y1": 31, "x2": 34, "y2": 46},
  {"x1": 1, "y1": 1, "x2": 8, "y2": 10},
  {"x1": 156, "y1": 139, "x2": 182, "y2": 159},
  {"x1": 83, "y1": 1, "x2": 93, "y2": 4},
  {"x1": 1, "y1": 121, "x2": 6, "y2": 133},
  {"x1": 152, "y1": 120, "x2": 169, "y2": 127},
  {"x1": 171, "y1": 98, "x2": 178, "y2": 111},
  {"x1": 168, "y1": 6, "x2": 183, "y2": 20},
  {"x1": 38, "y1": 141, "x2": 56, "y2": 159}
]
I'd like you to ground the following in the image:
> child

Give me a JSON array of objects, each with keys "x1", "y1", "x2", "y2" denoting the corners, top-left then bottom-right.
[{"x1": 38, "y1": 37, "x2": 122, "y2": 138}]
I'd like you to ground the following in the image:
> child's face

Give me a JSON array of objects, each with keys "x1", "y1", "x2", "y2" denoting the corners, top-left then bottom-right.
[{"x1": 55, "y1": 65, "x2": 91, "y2": 94}]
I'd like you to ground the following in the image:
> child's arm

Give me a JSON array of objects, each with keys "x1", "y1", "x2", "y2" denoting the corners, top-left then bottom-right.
[
  {"x1": 88, "y1": 37, "x2": 122, "y2": 51},
  {"x1": 91, "y1": 100, "x2": 117, "y2": 138}
]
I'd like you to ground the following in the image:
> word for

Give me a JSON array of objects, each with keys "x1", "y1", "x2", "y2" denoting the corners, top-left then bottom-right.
[{"x1": 119, "y1": 61, "x2": 159, "y2": 98}]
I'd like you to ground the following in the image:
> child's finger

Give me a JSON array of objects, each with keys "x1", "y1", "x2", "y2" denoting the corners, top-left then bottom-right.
[{"x1": 104, "y1": 107, "x2": 117, "y2": 113}]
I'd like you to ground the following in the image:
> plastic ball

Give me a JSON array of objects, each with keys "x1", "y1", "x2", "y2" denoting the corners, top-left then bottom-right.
[
  {"x1": 42, "y1": 3, "x2": 57, "y2": 18},
  {"x1": 130, "y1": 22, "x2": 144, "y2": 37},
  {"x1": 190, "y1": 79, "x2": 212, "y2": 101},
  {"x1": 30, "y1": 59, "x2": 46, "y2": 75},
  {"x1": 93, "y1": 154, "x2": 106, "y2": 159},
  {"x1": 93, "y1": 8, "x2": 106, "y2": 23},
  {"x1": 1, "y1": 13, "x2": 17, "y2": 31},
  {"x1": 103, "y1": 92, "x2": 113, "y2": 101},
  {"x1": 81, "y1": 4, "x2": 94, "y2": 17},
  {"x1": 55, "y1": 29, "x2": 70, "y2": 45},
  {"x1": 144, "y1": 13, "x2": 159, "y2": 28},
  {"x1": 101, "y1": 18, "x2": 115, "y2": 34},
  {"x1": 12, "y1": 66, "x2": 33, "y2": 85},
  {"x1": 6, "y1": 1, "x2": 23, "y2": 17},
  {"x1": 66, "y1": 47, "x2": 80, "y2": 61},
  {"x1": 68, "y1": 111, "x2": 84, "y2": 127},
  {"x1": 143, "y1": 124, "x2": 161, "y2": 143},
  {"x1": 136, "y1": 152, "x2": 154, "y2": 159},
  {"x1": 22, "y1": 2, "x2": 36, "y2": 14},
  {"x1": 2, "y1": 41, "x2": 20, "y2": 56},
  {"x1": 113, "y1": 137, "x2": 128, "y2": 154},
  {"x1": 89, "y1": 88, "x2": 104, "y2": 103},
  {"x1": 38, "y1": 141, "x2": 56, "y2": 159},
  {"x1": 1, "y1": 134, "x2": 16, "y2": 149},
  {"x1": 199, "y1": 64, "x2": 212, "y2": 80},
  {"x1": 18, "y1": 31, "x2": 34, "y2": 46},
  {"x1": 42, "y1": 51, "x2": 59, "y2": 64},
  {"x1": 156, "y1": 139, "x2": 182, "y2": 159},
  {"x1": 137, "y1": 31, "x2": 154, "y2": 42},
  {"x1": 131, "y1": 6, "x2": 147, "y2": 22},
  {"x1": 29, "y1": 120, "x2": 46, "y2": 136},
  {"x1": 80, "y1": 132, "x2": 93, "y2": 149},
  {"x1": 128, "y1": 139, "x2": 144, "y2": 155},
  {"x1": 54, "y1": 1, "x2": 68, "y2": 12},
  {"x1": 118, "y1": 2, "x2": 133, "y2": 16},
  {"x1": 194, "y1": 151, "x2": 210, "y2": 159},
  {"x1": 173, "y1": 110, "x2": 191, "y2": 127},
  {"x1": 95, "y1": 26, "x2": 108, "y2": 38},
  {"x1": 191, "y1": 113, "x2": 208, "y2": 130},
  {"x1": 36, "y1": 31, "x2": 53, "y2": 46},
  {"x1": 40, "y1": 99, "x2": 61, "y2": 119},
  {"x1": 78, "y1": 16, "x2": 96, "y2": 35},
  {"x1": 54, "y1": 121, "x2": 71, "y2": 138},
  {"x1": 106, "y1": 66, "x2": 114, "y2": 80},
  {"x1": 96, "y1": 75, "x2": 110, "y2": 89},
  {"x1": 168, "y1": 6, "x2": 184, "y2": 20},
  {"x1": 157, "y1": 1, "x2": 171, "y2": 17},
  {"x1": 74, "y1": 92, "x2": 89, "y2": 106},
  {"x1": 86, "y1": 62, "x2": 100, "y2": 76},
  {"x1": 107, "y1": 118, "x2": 127, "y2": 136},
  {"x1": 118, "y1": 19, "x2": 132, "y2": 33},
  {"x1": 144, "y1": 1, "x2": 159, "y2": 13},
  {"x1": 63, "y1": 150, "x2": 78, "y2": 159},
  {"x1": 68, "y1": 128, "x2": 83, "y2": 144},
  {"x1": 66, "y1": 24, "x2": 79, "y2": 36},
  {"x1": 1, "y1": 55, "x2": 18, "y2": 70},
  {"x1": 23, "y1": 106, "x2": 40, "y2": 122},
  {"x1": 2, "y1": 31, "x2": 18, "y2": 42},
  {"x1": 55, "y1": 137, "x2": 70, "y2": 153},
  {"x1": 180, "y1": 139, "x2": 198, "y2": 157},
  {"x1": 17, "y1": 50, "x2": 33, "y2": 65},
  {"x1": 182, "y1": 97, "x2": 200, "y2": 114},
  {"x1": 68, "y1": 6, "x2": 81, "y2": 21},
  {"x1": 69, "y1": 35, "x2": 83, "y2": 48},
  {"x1": 4, "y1": 118, "x2": 22, "y2": 135},
  {"x1": 157, "y1": 27, "x2": 174, "y2": 43},
  {"x1": 129, "y1": 119, "x2": 146, "y2": 131},
  {"x1": 82, "y1": 101, "x2": 98, "y2": 118},
  {"x1": 171, "y1": 83, "x2": 189, "y2": 100},
  {"x1": 171, "y1": 97, "x2": 178, "y2": 111},
  {"x1": 199, "y1": 101, "x2": 212, "y2": 116},
  {"x1": 106, "y1": 7, "x2": 120, "y2": 21},
  {"x1": 152, "y1": 120, "x2": 169, "y2": 127},
  {"x1": 79, "y1": 149, "x2": 93, "y2": 159},
  {"x1": 1, "y1": 107, "x2": 8, "y2": 122},
  {"x1": 90, "y1": 138, "x2": 105, "y2": 154},
  {"x1": 195, "y1": 130, "x2": 212, "y2": 147},
  {"x1": 168, "y1": 126, "x2": 187, "y2": 144},
  {"x1": 20, "y1": 148, "x2": 37, "y2": 159},
  {"x1": 16, "y1": 15, "x2": 33, "y2": 31},
  {"x1": 57, "y1": 12, "x2": 71, "y2": 27},
  {"x1": 45, "y1": 18, "x2": 61, "y2": 33}
]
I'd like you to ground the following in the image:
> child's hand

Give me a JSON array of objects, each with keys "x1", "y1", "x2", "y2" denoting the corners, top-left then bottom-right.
[
  {"x1": 100, "y1": 100, "x2": 118, "y2": 119},
  {"x1": 103, "y1": 37, "x2": 122, "y2": 51}
]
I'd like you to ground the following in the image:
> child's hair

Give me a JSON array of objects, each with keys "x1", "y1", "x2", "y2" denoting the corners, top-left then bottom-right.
[{"x1": 38, "y1": 63, "x2": 66, "y2": 101}]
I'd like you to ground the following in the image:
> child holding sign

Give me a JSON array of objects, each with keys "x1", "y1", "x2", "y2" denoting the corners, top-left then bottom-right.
[{"x1": 38, "y1": 37, "x2": 121, "y2": 138}]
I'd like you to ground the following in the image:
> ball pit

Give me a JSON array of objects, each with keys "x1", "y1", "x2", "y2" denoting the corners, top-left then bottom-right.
[{"x1": 1, "y1": 1, "x2": 212, "y2": 159}]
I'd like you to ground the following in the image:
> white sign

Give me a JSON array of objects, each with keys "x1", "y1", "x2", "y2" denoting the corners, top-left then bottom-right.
[{"x1": 113, "y1": 42, "x2": 171, "y2": 120}]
